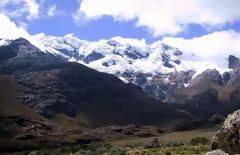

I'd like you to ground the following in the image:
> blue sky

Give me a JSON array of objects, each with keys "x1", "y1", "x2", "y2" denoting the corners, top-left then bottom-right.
[
  {"x1": 0, "y1": 0, "x2": 240, "y2": 47},
  {"x1": 0, "y1": 0, "x2": 239, "y2": 43},
  {"x1": 28, "y1": 16, "x2": 155, "y2": 42},
  {"x1": 1, "y1": 0, "x2": 240, "y2": 68},
  {"x1": 19, "y1": 0, "x2": 156, "y2": 42}
]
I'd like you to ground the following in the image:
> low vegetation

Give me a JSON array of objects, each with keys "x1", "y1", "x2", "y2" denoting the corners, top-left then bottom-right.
[
  {"x1": 19, "y1": 142, "x2": 210, "y2": 155},
  {"x1": 15, "y1": 130, "x2": 215, "y2": 155}
]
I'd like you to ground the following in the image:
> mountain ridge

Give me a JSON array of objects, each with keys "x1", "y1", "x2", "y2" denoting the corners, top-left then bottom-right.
[
  {"x1": 1, "y1": 35, "x2": 232, "y2": 101},
  {"x1": 0, "y1": 37, "x2": 191, "y2": 129}
]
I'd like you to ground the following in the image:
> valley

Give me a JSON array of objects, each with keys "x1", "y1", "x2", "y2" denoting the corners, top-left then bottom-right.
[
  {"x1": 2, "y1": 129, "x2": 217, "y2": 155},
  {"x1": 0, "y1": 37, "x2": 240, "y2": 154},
  {"x1": 1, "y1": 0, "x2": 240, "y2": 154}
]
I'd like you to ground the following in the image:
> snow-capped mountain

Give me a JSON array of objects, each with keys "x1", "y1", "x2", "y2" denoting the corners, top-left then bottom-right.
[
  {"x1": 0, "y1": 35, "x2": 232, "y2": 101},
  {"x1": 33, "y1": 33, "x2": 227, "y2": 75}
]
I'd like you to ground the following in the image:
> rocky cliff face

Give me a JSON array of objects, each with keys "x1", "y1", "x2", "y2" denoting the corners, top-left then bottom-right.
[
  {"x1": 33, "y1": 34, "x2": 240, "y2": 105},
  {"x1": 2, "y1": 37, "x2": 240, "y2": 129},
  {"x1": 5, "y1": 35, "x2": 240, "y2": 105},
  {"x1": 188, "y1": 69, "x2": 223, "y2": 86},
  {"x1": 228, "y1": 55, "x2": 240, "y2": 69},
  {"x1": 0, "y1": 38, "x2": 190, "y2": 128},
  {"x1": 32, "y1": 34, "x2": 222, "y2": 101}
]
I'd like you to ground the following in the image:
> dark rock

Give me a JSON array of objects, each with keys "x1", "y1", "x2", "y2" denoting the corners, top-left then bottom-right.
[
  {"x1": 228, "y1": 55, "x2": 240, "y2": 69},
  {"x1": 227, "y1": 69, "x2": 240, "y2": 86},
  {"x1": 110, "y1": 126, "x2": 123, "y2": 132},
  {"x1": 162, "y1": 53, "x2": 174, "y2": 68},
  {"x1": 222, "y1": 72, "x2": 231, "y2": 84},
  {"x1": 174, "y1": 118, "x2": 208, "y2": 131},
  {"x1": 83, "y1": 51, "x2": 105, "y2": 64},
  {"x1": 102, "y1": 60, "x2": 116, "y2": 67},
  {"x1": 102, "y1": 62, "x2": 109, "y2": 67},
  {"x1": 211, "y1": 141, "x2": 219, "y2": 150},
  {"x1": 15, "y1": 117, "x2": 28, "y2": 125},
  {"x1": 0, "y1": 38, "x2": 185, "y2": 128},
  {"x1": 174, "y1": 59, "x2": 181, "y2": 65},
  {"x1": 151, "y1": 138, "x2": 160, "y2": 147},
  {"x1": 157, "y1": 128, "x2": 166, "y2": 134},
  {"x1": 212, "y1": 109, "x2": 240, "y2": 153},
  {"x1": 144, "y1": 84, "x2": 166, "y2": 100},
  {"x1": 230, "y1": 87, "x2": 240, "y2": 106},
  {"x1": 136, "y1": 73, "x2": 147, "y2": 85},
  {"x1": 188, "y1": 69, "x2": 223, "y2": 86},
  {"x1": 123, "y1": 124, "x2": 141, "y2": 135},
  {"x1": 107, "y1": 40, "x2": 120, "y2": 47},
  {"x1": 76, "y1": 134, "x2": 101, "y2": 144},
  {"x1": 134, "y1": 131, "x2": 156, "y2": 137},
  {"x1": 163, "y1": 61, "x2": 174, "y2": 68},
  {"x1": 173, "y1": 50, "x2": 183, "y2": 56},
  {"x1": 59, "y1": 48, "x2": 84, "y2": 61},
  {"x1": 190, "y1": 89, "x2": 219, "y2": 108},
  {"x1": 162, "y1": 43, "x2": 173, "y2": 51},
  {"x1": 0, "y1": 45, "x2": 17, "y2": 61},
  {"x1": 124, "y1": 46, "x2": 148, "y2": 60},
  {"x1": 15, "y1": 134, "x2": 36, "y2": 140},
  {"x1": 112, "y1": 50, "x2": 123, "y2": 57},
  {"x1": 209, "y1": 114, "x2": 225, "y2": 125}
]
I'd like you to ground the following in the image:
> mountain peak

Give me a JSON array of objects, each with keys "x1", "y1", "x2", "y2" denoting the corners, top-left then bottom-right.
[{"x1": 0, "y1": 36, "x2": 233, "y2": 101}]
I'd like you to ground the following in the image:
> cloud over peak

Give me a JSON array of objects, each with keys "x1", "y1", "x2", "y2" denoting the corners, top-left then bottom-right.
[
  {"x1": 75, "y1": 0, "x2": 240, "y2": 37},
  {"x1": 162, "y1": 30, "x2": 240, "y2": 67},
  {"x1": 0, "y1": 13, "x2": 30, "y2": 39}
]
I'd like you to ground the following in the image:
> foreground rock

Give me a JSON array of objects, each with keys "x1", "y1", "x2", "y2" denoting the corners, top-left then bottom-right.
[
  {"x1": 205, "y1": 150, "x2": 229, "y2": 155},
  {"x1": 212, "y1": 109, "x2": 240, "y2": 154}
]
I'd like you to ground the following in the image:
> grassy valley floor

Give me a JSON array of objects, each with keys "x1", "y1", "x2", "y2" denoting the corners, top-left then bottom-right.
[{"x1": 3, "y1": 128, "x2": 218, "y2": 155}]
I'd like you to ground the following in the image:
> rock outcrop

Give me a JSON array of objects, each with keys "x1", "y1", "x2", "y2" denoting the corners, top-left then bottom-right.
[
  {"x1": 205, "y1": 150, "x2": 229, "y2": 155},
  {"x1": 228, "y1": 55, "x2": 240, "y2": 69},
  {"x1": 188, "y1": 69, "x2": 223, "y2": 86},
  {"x1": 212, "y1": 109, "x2": 240, "y2": 154}
]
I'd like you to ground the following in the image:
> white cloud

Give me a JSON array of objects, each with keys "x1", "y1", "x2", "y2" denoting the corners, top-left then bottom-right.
[
  {"x1": 18, "y1": 21, "x2": 29, "y2": 30},
  {"x1": 47, "y1": 4, "x2": 56, "y2": 17},
  {"x1": 25, "y1": 0, "x2": 39, "y2": 19},
  {"x1": 72, "y1": 9, "x2": 90, "y2": 26},
  {"x1": 0, "y1": 13, "x2": 30, "y2": 39},
  {"x1": 162, "y1": 30, "x2": 240, "y2": 67},
  {"x1": 0, "y1": 0, "x2": 40, "y2": 20},
  {"x1": 76, "y1": 0, "x2": 240, "y2": 36},
  {"x1": 0, "y1": 13, "x2": 45, "y2": 50}
]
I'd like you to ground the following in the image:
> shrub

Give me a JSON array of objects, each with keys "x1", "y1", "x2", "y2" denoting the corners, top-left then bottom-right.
[
  {"x1": 164, "y1": 141, "x2": 184, "y2": 147},
  {"x1": 87, "y1": 143, "x2": 105, "y2": 151},
  {"x1": 110, "y1": 147, "x2": 126, "y2": 155},
  {"x1": 190, "y1": 137, "x2": 210, "y2": 145},
  {"x1": 71, "y1": 145, "x2": 83, "y2": 153},
  {"x1": 165, "y1": 151, "x2": 172, "y2": 155},
  {"x1": 60, "y1": 146, "x2": 72, "y2": 153},
  {"x1": 125, "y1": 143, "x2": 143, "y2": 148}
]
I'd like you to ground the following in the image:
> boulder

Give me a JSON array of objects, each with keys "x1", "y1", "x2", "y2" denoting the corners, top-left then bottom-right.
[
  {"x1": 205, "y1": 150, "x2": 229, "y2": 155},
  {"x1": 212, "y1": 109, "x2": 240, "y2": 154}
]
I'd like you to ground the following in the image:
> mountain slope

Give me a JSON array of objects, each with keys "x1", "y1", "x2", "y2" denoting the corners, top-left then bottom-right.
[
  {"x1": 32, "y1": 34, "x2": 228, "y2": 101},
  {"x1": 2, "y1": 35, "x2": 232, "y2": 101},
  {"x1": 0, "y1": 37, "x2": 191, "y2": 129},
  {"x1": 2, "y1": 37, "x2": 240, "y2": 125}
]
